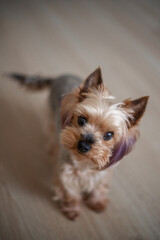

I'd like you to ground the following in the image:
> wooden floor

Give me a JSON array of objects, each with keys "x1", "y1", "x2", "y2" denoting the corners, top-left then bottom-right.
[{"x1": 0, "y1": 0, "x2": 160, "y2": 239}]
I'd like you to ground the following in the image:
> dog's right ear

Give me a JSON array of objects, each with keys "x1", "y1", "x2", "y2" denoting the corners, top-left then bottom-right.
[{"x1": 80, "y1": 67, "x2": 103, "y2": 94}]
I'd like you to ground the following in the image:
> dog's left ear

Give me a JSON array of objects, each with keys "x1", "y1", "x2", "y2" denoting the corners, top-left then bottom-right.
[
  {"x1": 122, "y1": 96, "x2": 149, "y2": 127},
  {"x1": 81, "y1": 67, "x2": 103, "y2": 93}
]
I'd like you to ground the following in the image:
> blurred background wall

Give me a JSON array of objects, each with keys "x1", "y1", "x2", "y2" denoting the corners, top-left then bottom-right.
[{"x1": 0, "y1": 0, "x2": 160, "y2": 239}]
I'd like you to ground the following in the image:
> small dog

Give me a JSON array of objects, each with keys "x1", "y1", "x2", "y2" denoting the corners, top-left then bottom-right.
[{"x1": 9, "y1": 68, "x2": 148, "y2": 220}]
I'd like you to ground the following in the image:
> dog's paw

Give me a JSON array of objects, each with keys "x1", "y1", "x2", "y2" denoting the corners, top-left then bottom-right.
[
  {"x1": 86, "y1": 199, "x2": 107, "y2": 213},
  {"x1": 60, "y1": 198, "x2": 81, "y2": 220},
  {"x1": 62, "y1": 209, "x2": 80, "y2": 220},
  {"x1": 84, "y1": 191, "x2": 108, "y2": 213}
]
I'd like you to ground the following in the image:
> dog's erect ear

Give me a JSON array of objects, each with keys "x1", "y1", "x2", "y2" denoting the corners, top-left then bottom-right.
[
  {"x1": 102, "y1": 96, "x2": 149, "y2": 170},
  {"x1": 122, "y1": 96, "x2": 149, "y2": 127},
  {"x1": 81, "y1": 67, "x2": 103, "y2": 93}
]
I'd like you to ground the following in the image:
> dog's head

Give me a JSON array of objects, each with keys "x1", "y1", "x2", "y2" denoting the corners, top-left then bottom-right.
[{"x1": 60, "y1": 68, "x2": 149, "y2": 170}]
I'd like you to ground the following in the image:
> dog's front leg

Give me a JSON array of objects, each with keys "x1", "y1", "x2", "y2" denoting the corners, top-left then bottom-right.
[
  {"x1": 53, "y1": 176, "x2": 81, "y2": 220},
  {"x1": 84, "y1": 171, "x2": 111, "y2": 213},
  {"x1": 52, "y1": 159, "x2": 81, "y2": 220},
  {"x1": 60, "y1": 192, "x2": 81, "y2": 220},
  {"x1": 84, "y1": 187, "x2": 108, "y2": 213}
]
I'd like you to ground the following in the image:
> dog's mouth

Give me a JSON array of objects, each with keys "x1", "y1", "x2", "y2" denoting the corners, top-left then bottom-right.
[{"x1": 75, "y1": 151, "x2": 110, "y2": 171}]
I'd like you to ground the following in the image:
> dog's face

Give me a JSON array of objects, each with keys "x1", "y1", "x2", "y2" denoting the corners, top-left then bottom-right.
[{"x1": 60, "y1": 68, "x2": 148, "y2": 170}]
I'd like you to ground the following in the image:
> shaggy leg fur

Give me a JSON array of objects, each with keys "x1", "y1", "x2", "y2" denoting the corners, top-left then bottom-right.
[
  {"x1": 60, "y1": 195, "x2": 81, "y2": 220},
  {"x1": 84, "y1": 186, "x2": 109, "y2": 213},
  {"x1": 53, "y1": 182, "x2": 81, "y2": 220}
]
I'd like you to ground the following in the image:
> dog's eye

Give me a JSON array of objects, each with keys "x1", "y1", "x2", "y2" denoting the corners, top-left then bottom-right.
[
  {"x1": 78, "y1": 116, "x2": 87, "y2": 126},
  {"x1": 104, "y1": 132, "x2": 114, "y2": 141}
]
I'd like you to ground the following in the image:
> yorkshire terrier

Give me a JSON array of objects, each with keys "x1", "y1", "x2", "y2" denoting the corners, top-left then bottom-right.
[{"x1": 9, "y1": 68, "x2": 149, "y2": 220}]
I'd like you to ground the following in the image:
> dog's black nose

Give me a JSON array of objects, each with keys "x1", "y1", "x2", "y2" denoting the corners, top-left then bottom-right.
[{"x1": 78, "y1": 140, "x2": 91, "y2": 153}]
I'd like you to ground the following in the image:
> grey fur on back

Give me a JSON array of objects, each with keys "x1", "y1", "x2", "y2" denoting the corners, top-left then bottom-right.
[
  {"x1": 49, "y1": 75, "x2": 82, "y2": 111},
  {"x1": 48, "y1": 75, "x2": 82, "y2": 134}
]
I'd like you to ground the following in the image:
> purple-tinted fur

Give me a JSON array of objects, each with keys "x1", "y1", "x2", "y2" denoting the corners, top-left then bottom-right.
[
  {"x1": 61, "y1": 111, "x2": 73, "y2": 129},
  {"x1": 106, "y1": 134, "x2": 137, "y2": 169}
]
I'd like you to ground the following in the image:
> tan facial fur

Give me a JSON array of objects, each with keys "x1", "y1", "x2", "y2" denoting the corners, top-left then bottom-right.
[
  {"x1": 60, "y1": 68, "x2": 148, "y2": 171},
  {"x1": 61, "y1": 96, "x2": 127, "y2": 169}
]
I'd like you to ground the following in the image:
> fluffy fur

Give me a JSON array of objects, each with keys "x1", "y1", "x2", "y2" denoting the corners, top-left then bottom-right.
[{"x1": 9, "y1": 68, "x2": 149, "y2": 220}]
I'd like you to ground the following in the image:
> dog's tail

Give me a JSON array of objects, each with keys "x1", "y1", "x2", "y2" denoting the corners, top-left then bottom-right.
[{"x1": 7, "y1": 73, "x2": 52, "y2": 90}]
